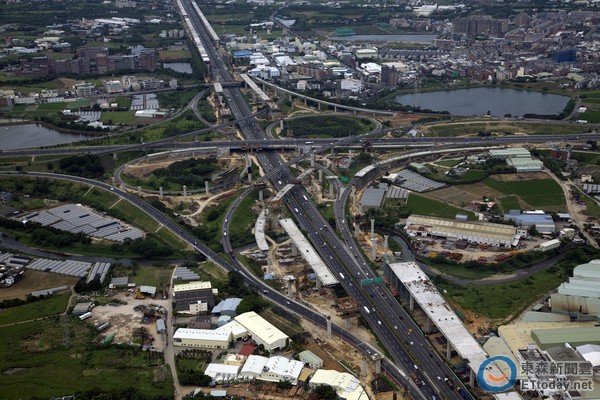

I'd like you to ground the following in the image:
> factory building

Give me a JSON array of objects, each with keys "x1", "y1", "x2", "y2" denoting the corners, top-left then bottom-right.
[
  {"x1": 531, "y1": 326, "x2": 600, "y2": 350},
  {"x1": 506, "y1": 157, "x2": 543, "y2": 173},
  {"x1": 211, "y1": 298, "x2": 242, "y2": 317},
  {"x1": 235, "y1": 312, "x2": 289, "y2": 352},
  {"x1": 239, "y1": 355, "x2": 304, "y2": 385},
  {"x1": 309, "y1": 369, "x2": 367, "y2": 400},
  {"x1": 404, "y1": 214, "x2": 519, "y2": 248},
  {"x1": 299, "y1": 350, "x2": 323, "y2": 369},
  {"x1": 489, "y1": 147, "x2": 531, "y2": 160},
  {"x1": 172, "y1": 328, "x2": 231, "y2": 349},
  {"x1": 204, "y1": 363, "x2": 240, "y2": 382},
  {"x1": 504, "y1": 210, "x2": 556, "y2": 234},
  {"x1": 550, "y1": 260, "x2": 600, "y2": 320},
  {"x1": 173, "y1": 281, "x2": 218, "y2": 314}
]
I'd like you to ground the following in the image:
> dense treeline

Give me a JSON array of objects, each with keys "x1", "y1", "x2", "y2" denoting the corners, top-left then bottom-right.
[
  {"x1": 0, "y1": 293, "x2": 51, "y2": 310},
  {"x1": 154, "y1": 158, "x2": 216, "y2": 181},
  {"x1": 58, "y1": 154, "x2": 106, "y2": 178},
  {"x1": 0, "y1": 217, "x2": 91, "y2": 248},
  {"x1": 282, "y1": 116, "x2": 365, "y2": 138},
  {"x1": 110, "y1": 235, "x2": 174, "y2": 258}
]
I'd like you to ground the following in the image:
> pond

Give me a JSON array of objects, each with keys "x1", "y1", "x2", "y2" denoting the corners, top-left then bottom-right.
[
  {"x1": 0, "y1": 124, "x2": 87, "y2": 150},
  {"x1": 395, "y1": 87, "x2": 570, "y2": 117}
]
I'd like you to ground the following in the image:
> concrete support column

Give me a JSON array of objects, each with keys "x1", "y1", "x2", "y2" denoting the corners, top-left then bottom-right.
[
  {"x1": 316, "y1": 277, "x2": 322, "y2": 290},
  {"x1": 159, "y1": 186, "x2": 163, "y2": 200},
  {"x1": 375, "y1": 359, "x2": 382, "y2": 374},
  {"x1": 344, "y1": 319, "x2": 352, "y2": 329},
  {"x1": 317, "y1": 102, "x2": 321, "y2": 111},
  {"x1": 205, "y1": 181, "x2": 210, "y2": 195},
  {"x1": 370, "y1": 218, "x2": 375, "y2": 239},
  {"x1": 279, "y1": 120, "x2": 284, "y2": 130},
  {"x1": 111, "y1": 177, "x2": 116, "y2": 185},
  {"x1": 334, "y1": 106, "x2": 337, "y2": 113},
  {"x1": 326, "y1": 316, "x2": 332, "y2": 338},
  {"x1": 291, "y1": 243, "x2": 298, "y2": 257},
  {"x1": 304, "y1": 98, "x2": 307, "y2": 106},
  {"x1": 371, "y1": 238, "x2": 377, "y2": 260},
  {"x1": 258, "y1": 189, "x2": 263, "y2": 202},
  {"x1": 329, "y1": 181, "x2": 334, "y2": 199},
  {"x1": 355, "y1": 223, "x2": 360, "y2": 239},
  {"x1": 318, "y1": 169, "x2": 323, "y2": 182},
  {"x1": 310, "y1": 153, "x2": 315, "y2": 167},
  {"x1": 469, "y1": 369, "x2": 475, "y2": 387},
  {"x1": 384, "y1": 235, "x2": 389, "y2": 257},
  {"x1": 113, "y1": 152, "x2": 117, "y2": 160},
  {"x1": 361, "y1": 358, "x2": 367, "y2": 377},
  {"x1": 348, "y1": 149, "x2": 353, "y2": 162},
  {"x1": 409, "y1": 294, "x2": 414, "y2": 311},
  {"x1": 446, "y1": 342, "x2": 452, "y2": 359},
  {"x1": 182, "y1": 185, "x2": 187, "y2": 197},
  {"x1": 137, "y1": 186, "x2": 142, "y2": 196},
  {"x1": 287, "y1": 281, "x2": 293, "y2": 298},
  {"x1": 353, "y1": 109, "x2": 357, "y2": 115},
  {"x1": 426, "y1": 317, "x2": 432, "y2": 333},
  {"x1": 247, "y1": 172, "x2": 252, "y2": 183}
]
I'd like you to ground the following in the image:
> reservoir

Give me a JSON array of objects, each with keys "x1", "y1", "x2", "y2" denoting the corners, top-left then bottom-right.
[
  {"x1": 0, "y1": 124, "x2": 87, "y2": 150},
  {"x1": 395, "y1": 87, "x2": 570, "y2": 117},
  {"x1": 163, "y1": 62, "x2": 193, "y2": 74},
  {"x1": 330, "y1": 34, "x2": 437, "y2": 43}
]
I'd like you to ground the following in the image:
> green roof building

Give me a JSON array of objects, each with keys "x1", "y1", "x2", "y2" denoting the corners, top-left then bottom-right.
[{"x1": 531, "y1": 327, "x2": 600, "y2": 350}]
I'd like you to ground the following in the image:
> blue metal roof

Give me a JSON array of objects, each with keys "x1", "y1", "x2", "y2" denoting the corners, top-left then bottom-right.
[{"x1": 212, "y1": 298, "x2": 242, "y2": 314}]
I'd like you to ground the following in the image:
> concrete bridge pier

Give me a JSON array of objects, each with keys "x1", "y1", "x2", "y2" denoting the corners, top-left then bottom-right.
[
  {"x1": 310, "y1": 153, "x2": 315, "y2": 167},
  {"x1": 409, "y1": 294, "x2": 414, "y2": 311},
  {"x1": 159, "y1": 186, "x2": 163, "y2": 200},
  {"x1": 446, "y1": 342, "x2": 452, "y2": 359},
  {"x1": 304, "y1": 98, "x2": 307, "y2": 106},
  {"x1": 205, "y1": 180, "x2": 210, "y2": 195},
  {"x1": 182, "y1": 185, "x2": 187, "y2": 197},
  {"x1": 137, "y1": 186, "x2": 142, "y2": 196},
  {"x1": 318, "y1": 169, "x2": 323, "y2": 182},
  {"x1": 258, "y1": 189, "x2": 263, "y2": 202},
  {"x1": 371, "y1": 238, "x2": 377, "y2": 260}
]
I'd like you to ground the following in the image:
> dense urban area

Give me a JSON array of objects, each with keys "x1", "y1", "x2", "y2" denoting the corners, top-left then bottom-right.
[{"x1": 1, "y1": 0, "x2": 600, "y2": 400}]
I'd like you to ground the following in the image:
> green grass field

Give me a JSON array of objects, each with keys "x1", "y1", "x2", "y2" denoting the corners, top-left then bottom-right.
[
  {"x1": 133, "y1": 265, "x2": 174, "y2": 287},
  {"x1": 425, "y1": 121, "x2": 589, "y2": 137},
  {"x1": 0, "y1": 319, "x2": 172, "y2": 399},
  {"x1": 483, "y1": 177, "x2": 565, "y2": 208},
  {"x1": 408, "y1": 193, "x2": 475, "y2": 219},
  {"x1": 0, "y1": 294, "x2": 70, "y2": 325},
  {"x1": 498, "y1": 195, "x2": 522, "y2": 212},
  {"x1": 438, "y1": 255, "x2": 586, "y2": 322},
  {"x1": 100, "y1": 111, "x2": 137, "y2": 124},
  {"x1": 435, "y1": 159, "x2": 462, "y2": 168},
  {"x1": 580, "y1": 110, "x2": 600, "y2": 123}
]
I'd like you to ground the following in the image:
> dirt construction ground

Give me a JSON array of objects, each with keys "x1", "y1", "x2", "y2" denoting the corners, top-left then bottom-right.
[{"x1": 90, "y1": 292, "x2": 169, "y2": 350}]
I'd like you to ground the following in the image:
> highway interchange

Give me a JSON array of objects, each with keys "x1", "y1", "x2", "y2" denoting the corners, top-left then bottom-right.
[{"x1": 2, "y1": 2, "x2": 599, "y2": 399}]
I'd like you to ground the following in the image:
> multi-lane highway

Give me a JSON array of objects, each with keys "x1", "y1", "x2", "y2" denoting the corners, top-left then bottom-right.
[{"x1": 178, "y1": 1, "x2": 472, "y2": 399}]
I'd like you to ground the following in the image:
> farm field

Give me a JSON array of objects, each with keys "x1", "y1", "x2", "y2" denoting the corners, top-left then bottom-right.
[
  {"x1": 0, "y1": 270, "x2": 78, "y2": 301},
  {"x1": 406, "y1": 193, "x2": 475, "y2": 219},
  {"x1": 425, "y1": 183, "x2": 502, "y2": 208},
  {"x1": 0, "y1": 293, "x2": 70, "y2": 325},
  {"x1": 0, "y1": 318, "x2": 172, "y2": 399},
  {"x1": 482, "y1": 175, "x2": 566, "y2": 210}
]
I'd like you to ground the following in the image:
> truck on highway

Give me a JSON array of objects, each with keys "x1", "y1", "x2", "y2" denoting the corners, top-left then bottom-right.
[{"x1": 363, "y1": 306, "x2": 370, "y2": 314}]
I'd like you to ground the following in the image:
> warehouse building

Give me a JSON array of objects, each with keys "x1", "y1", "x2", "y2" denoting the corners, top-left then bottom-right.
[
  {"x1": 506, "y1": 157, "x2": 543, "y2": 173},
  {"x1": 299, "y1": 350, "x2": 323, "y2": 369},
  {"x1": 550, "y1": 260, "x2": 600, "y2": 320},
  {"x1": 212, "y1": 298, "x2": 242, "y2": 317},
  {"x1": 489, "y1": 147, "x2": 531, "y2": 159},
  {"x1": 239, "y1": 355, "x2": 304, "y2": 385},
  {"x1": 173, "y1": 281, "x2": 218, "y2": 314},
  {"x1": 358, "y1": 187, "x2": 386, "y2": 213},
  {"x1": 235, "y1": 312, "x2": 289, "y2": 352},
  {"x1": 504, "y1": 210, "x2": 556, "y2": 234},
  {"x1": 531, "y1": 326, "x2": 600, "y2": 350},
  {"x1": 204, "y1": 363, "x2": 240, "y2": 382},
  {"x1": 172, "y1": 328, "x2": 232, "y2": 349},
  {"x1": 404, "y1": 214, "x2": 519, "y2": 248},
  {"x1": 309, "y1": 369, "x2": 367, "y2": 400}
]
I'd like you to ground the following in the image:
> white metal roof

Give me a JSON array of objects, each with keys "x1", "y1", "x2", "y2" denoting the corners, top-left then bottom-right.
[
  {"x1": 173, "y1": 281, "x2": 212, "y2": 293},
  {"x1": 576, "y1": 344, "x2": 600, "y2": 367},
  {"x1": 240, "y1": 355, "x2": 268, "y2": 375},
  {"x1": 204, "y1": 363, "x2": 239, "y2": 381},
  {"x1": 240, "y1": 74, "x2": 270, "y2": 102},
  {"x1": 215, "y1": 320, "x2": 247, "y2": 337},
  {"x1": 234, "y1": 311, "x2": 289, "y2": 347},
  {"x1": 573, "y1": 260, "x2": 600, "y2": 281},
  {"x1": 406, "y1": 214, "x2": 517, "y2": 243},
  {"x1": 173, "y1": 328, "x2": 230, "y2": 342},
  {"x1": 278, "y1": 218, "x2": 338, "y2": 286},
  {"x1": 255, "y1": 209, "x2": 269, "y2": 251}
]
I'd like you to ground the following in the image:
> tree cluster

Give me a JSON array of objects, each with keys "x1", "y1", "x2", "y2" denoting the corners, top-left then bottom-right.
[
  {"x1": 0, "y1": 217, "x2": 91, "y2": 248},
  {"x1": 58, "y1": 154, "x2": 105, "y2": 179}
]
